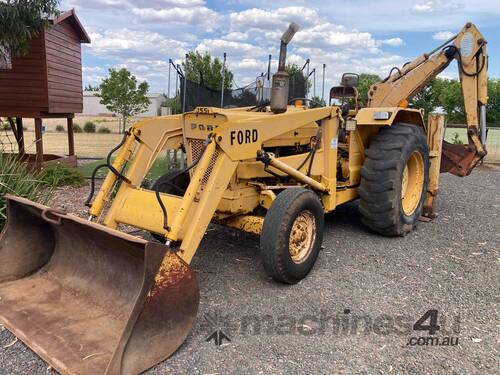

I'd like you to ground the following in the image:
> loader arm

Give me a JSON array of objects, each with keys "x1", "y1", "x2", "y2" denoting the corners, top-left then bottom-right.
[
  {"x1": 367, "y1": 22, "x2": 488, "y2": 176},
  {"x1": 89, "y1": 106, "x2": 337, "y2": 264}
]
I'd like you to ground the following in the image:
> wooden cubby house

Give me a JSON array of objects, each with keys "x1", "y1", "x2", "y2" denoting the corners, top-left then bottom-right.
[{"x1": 0, "y1": 9, "x2": 90, "y2": 169}]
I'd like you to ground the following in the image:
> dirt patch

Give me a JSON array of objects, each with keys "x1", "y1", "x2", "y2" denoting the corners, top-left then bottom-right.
[
  {"x1": 49, "y1": 182, "x2": 94, "y2": 218},
  {"x1": 1, "y1": 168, "x2": 499, "y2": 374}
]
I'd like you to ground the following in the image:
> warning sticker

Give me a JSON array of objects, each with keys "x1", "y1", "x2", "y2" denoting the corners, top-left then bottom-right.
[{"x1": 460, "y1": 32, "x2": 474, "y2": 57}]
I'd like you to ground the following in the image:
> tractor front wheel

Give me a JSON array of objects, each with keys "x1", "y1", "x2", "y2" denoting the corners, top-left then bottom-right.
[{"x1": 260, "y1": 188, "x2": 324, "y2": 284}]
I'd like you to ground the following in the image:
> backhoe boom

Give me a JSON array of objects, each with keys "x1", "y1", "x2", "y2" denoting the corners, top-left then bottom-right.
[{"x1": 367, "y1": 22, "x2": 488, "y2": 176}]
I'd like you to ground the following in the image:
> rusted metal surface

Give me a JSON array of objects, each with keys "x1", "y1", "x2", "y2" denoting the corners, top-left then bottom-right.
[
  {"x1": 441, "y1": 139, "x2": 485, "y2": 177},
  {"x1": 289, "y1": 210, "x2": 316, "y2": 264},
  {"x1": 219, "y1": 215, "x2": 264, "y2": 235},
  {"x1": 0, "y1": 195, "x2": 199, "y2": 375}
]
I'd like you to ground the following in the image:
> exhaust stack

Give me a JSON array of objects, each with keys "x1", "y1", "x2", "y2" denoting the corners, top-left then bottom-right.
[{"x1": 271, "y1": 22, "x2": 300, "y2": 114}]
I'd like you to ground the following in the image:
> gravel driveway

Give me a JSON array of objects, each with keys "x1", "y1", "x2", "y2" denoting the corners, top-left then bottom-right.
[{"x1": 1, "y1": 166, "x2": 498, "y2": 374}]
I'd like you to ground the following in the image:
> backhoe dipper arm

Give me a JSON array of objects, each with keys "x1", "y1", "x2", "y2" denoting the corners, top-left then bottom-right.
[{"x1": 367, "y1": 23, "x2": 488, "y2": 176}]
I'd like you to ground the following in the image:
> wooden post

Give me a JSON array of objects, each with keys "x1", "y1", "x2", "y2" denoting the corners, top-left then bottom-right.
[
  {"x1": 15, "y1": 118, "x2": 24, "y2": 158},
  {"x1": 7, "y1": 117, "x2": 18, "y2": 140},
  {"x1": 67, "y1": 117, "x2": 75, "y2": 156},
  {"x1": 34, "y1": 118, "x2": 44, "y2": 171}
]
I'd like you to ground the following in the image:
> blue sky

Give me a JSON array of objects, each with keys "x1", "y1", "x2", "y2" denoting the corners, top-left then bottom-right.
[{"x1": 62, "y1": 0, "x2": 500, "y2": 96}]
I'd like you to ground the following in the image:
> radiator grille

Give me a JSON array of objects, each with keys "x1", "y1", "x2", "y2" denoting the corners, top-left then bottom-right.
[{"x1": 187, "y1": 139, "x2": 220, "y2": 185}]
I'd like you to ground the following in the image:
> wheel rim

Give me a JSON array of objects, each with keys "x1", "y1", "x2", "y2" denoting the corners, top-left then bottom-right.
[
  {"x1": 401, "y1": 150, "x2": 424, "y2": 216},
  {"x1": 289, "y1": 210, "x2": 316, "y2": 264}
]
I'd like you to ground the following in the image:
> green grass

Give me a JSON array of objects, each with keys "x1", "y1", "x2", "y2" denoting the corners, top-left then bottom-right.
[
  {"x1": 78, "y1": 157, "x2": 177, "y2": 181},
  {"x1": 445, "y1": 127, "x2": 500, "y2": 162},
  {"x1": 41, "y1": 164, "x2": 86, "y2": 187},
  {"x1": 0, "y1": 154, "x2": 53, "y2": 228}
]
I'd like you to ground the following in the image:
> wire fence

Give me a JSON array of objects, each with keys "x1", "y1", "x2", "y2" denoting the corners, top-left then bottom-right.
[
  {"x1": 179, "y1": 72, "x2": 308, "y2": 112},
  {"x1": 446, "y1": 124, "x2": 500, "y2": 163},
  {"x1": 2, "y1": 120, "x2": 499, "y2": 164}
]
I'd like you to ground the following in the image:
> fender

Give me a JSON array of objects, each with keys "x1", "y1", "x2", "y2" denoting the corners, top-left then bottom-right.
[{"x1": 355, "y1": 107, "x2": 425, "y2": 128}]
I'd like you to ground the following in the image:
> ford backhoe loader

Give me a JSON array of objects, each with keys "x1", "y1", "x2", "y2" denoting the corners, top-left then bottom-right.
[{"x1": 0, "y1": 22, "x2": 488, "y2": 374}]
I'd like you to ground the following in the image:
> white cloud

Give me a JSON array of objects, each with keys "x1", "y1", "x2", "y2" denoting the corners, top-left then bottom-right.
[
  {"x1": 196, "y1": 39, "x2": 269, "y2": 57},
  {"x1": 131, "y1": 6, "x2": 221, "y2": 31},
  {"x1": 146, "y1": 0, "x2": 205, "y2": 7},
  {"x1": 413, "y1": 1, "x2": 433, "y2": 12},
  {"x1": 82, "y1": 66, "x2": 106, "y2": 86},
  {"x1": 66, "y1": 0, "x2": 206, "y2": 9},
  {"x1": 87, "y1": 29, "x2": 187, "y2": 59},
  {"x1": 294, "y1": 22, "x2": 378, "y2": 50},
  {"x1": 380, "y1": 38, "x2": 405, "y2": 47},
  {"x1": 229, "y1": 7, "x2": 319, "y2": 31},
  {"x1": 75, "y1": 0, "x2": 498, "y2": 95},
  {"x1": 412, "y1": 0, "x2": 462, "y2": 13},
  {"x1": 315, "y1": 0, "x2": 500, "y2": 32},
  {"x1": 229, "y1": 58, "x2": 268, "y2": 71},
  {"x1": 224, "y1": 32, "x2": 249, "y2": 41},
  {"x1": 83, "y1": 66, "x2": 104, "y2": 74},
  {"x1": 83, "y1": 74, "x2": 105, "y2": 85},
  {"x1": 432, "y1": 31, "x2": 455, "y2": 41}
]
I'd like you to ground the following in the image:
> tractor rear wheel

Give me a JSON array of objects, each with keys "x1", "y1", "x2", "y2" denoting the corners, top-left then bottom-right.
[
  {"x1": 359, "y1": 123, "x2": 429, "y2": 236},
  {"x1": 260, "y1": 188, "x2": 324, "y2": 284},
  {"x1": 151, "y1": 170, "x2": 190, "y2": 197},
  {"x1": 149, "y1": 170, "x2": 190, "y2": 242}
]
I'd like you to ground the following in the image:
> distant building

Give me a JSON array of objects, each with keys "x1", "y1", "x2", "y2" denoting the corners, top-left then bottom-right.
[{"x1": 82, "y1": 91, "x2": 166, "y2": 117}]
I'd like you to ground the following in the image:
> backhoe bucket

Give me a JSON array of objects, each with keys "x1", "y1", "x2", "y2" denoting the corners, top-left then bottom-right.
[
  {"x1": 0, "y1": 195, "x2": 199, "y2": 375},
  {"x1": 441, "y1": 140, "x2": 485, "y2": 177}
]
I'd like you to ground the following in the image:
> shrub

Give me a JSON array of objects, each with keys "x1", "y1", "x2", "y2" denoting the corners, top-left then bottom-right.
[
  {"x1": 55, "y1": 125, "x2": 65, "y2": 132},
  {"x1": 0, "y1": 154, "x2": 52, "y2": 229},
  {"x1": 73, "y1": 123, "x2": 82, "y2": 133},
  {"x1": 97, "y1": 126, "x2": 111, "y2": 134},
  {"x1": 41, "y1": 164, "x2": 86, "y2": 188},
  {"x1": 451, "y1": 132, "x2": 464, "y2": 145},
  {"x1": 83, "y1": 121, "x2": 96, "y2": 133}
]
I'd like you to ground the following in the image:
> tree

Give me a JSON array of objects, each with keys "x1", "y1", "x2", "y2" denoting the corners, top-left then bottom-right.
[
  {"x1": 486, "y1": 79, "x2": 500, "y2": 126},
  {"x1": 309, "y1": 96, "x2": 326, "y2": 108},
  {"x1": 183, "y1": 51, "x2": 233, "y2": 90},
  {"x1": 436, "y1": 78, "x2": 464, "y2": 123},
  {"x1": 286, "y1": 63, "x2": 312, "y2": 99},
  {"x1": 99, "y1": 68, "x2": 151, "y2": 133},
  {"x1": 410, "y1": 78, "x2": 443, "y2": 118},
  {"x1": 162, "y1": 95, "x2": 181, "y2": 114},
  {"x1": 357, "y1": 73, "x2": 381, "y2": 106},
  {"x1": 0, "y1": 0, "x2": 60, "y2": 56},
  {"x1": 84, "y1": 84, "x2": 100, "y2": 92}
]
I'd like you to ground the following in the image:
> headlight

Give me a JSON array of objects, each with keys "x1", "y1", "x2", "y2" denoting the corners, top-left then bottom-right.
[{"x1": 373, "y1": 111, "x2": 391, "y2": 120}]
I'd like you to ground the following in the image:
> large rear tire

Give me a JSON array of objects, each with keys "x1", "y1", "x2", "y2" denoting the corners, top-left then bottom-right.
[
  {"x1": 260, "y1": 188, "x2": 324, "y2": 284},
  {"x1": 359, "y1": 123, "x2": 429, "y2": 236},
  {"x1": 151, "y1": 170, "x2": 190, "y2": 196},
  {"x1": 149, "y1": 170, "x2": 190, "y2": 242}
]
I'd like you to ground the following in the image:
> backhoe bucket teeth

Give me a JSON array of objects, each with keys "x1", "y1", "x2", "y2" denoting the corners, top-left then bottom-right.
[
  {"x1": 441, "y1": 140, "x2": 485, "y2": 177},
  {"x1": 0, "y1": 195, "x2": 199, "y2": 375}
]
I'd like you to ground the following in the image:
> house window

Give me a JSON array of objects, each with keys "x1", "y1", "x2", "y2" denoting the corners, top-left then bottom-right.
[{"x1": 0, "y1": 46, "x2": 12, "y2": 70}]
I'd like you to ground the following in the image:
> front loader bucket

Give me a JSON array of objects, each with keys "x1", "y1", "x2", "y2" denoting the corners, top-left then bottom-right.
[{"x1": 0, "y1": 195, "x2": 199, "y2": 375}]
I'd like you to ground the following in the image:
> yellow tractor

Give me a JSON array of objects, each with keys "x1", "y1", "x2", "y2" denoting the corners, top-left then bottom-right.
[{"x1": 0, "y1": 22, "x2": 488, "y2": 374}]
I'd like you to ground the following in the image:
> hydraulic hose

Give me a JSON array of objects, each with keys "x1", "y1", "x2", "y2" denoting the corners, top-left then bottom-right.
[
  {"x1": 154, "y1": 143, "x2": 206, "y2": 233},
  {"x1": 85, "y1": 130, "x2": 131, "y2": 207}
]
